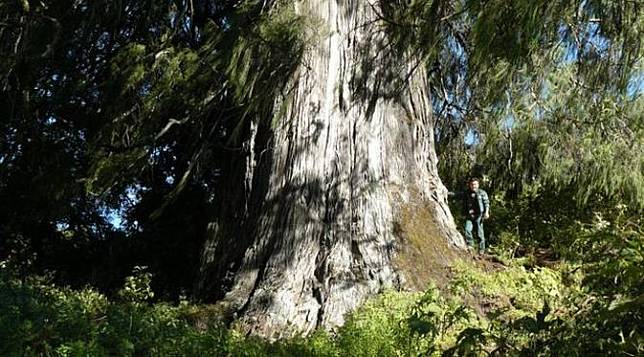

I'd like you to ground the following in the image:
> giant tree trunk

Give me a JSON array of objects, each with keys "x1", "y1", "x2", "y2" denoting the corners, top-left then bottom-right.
[{"x1": 197, "y1": 0, "x2": 465, "y2": 338}]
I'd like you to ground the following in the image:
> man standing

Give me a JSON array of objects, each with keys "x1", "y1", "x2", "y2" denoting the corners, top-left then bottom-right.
[{"x1": 462, "y1": 178, "x2": 490, "y2": 253}]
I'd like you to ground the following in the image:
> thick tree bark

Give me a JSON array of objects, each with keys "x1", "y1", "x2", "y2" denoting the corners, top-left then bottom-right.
[{"x1": 197, "y1": 0, "x2": 464, "y2": 338}]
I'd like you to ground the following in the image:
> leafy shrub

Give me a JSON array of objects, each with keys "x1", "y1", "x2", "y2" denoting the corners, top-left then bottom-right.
[
  {"x1": 2, "y1": 217, "x2": 642, "y2": 357},
  {"x1": 335, "y1": 290, "x2": 419, "y2": 356}
]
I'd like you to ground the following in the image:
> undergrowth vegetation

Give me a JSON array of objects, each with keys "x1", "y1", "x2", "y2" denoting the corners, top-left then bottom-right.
[{"x1": 2, "y1": 236, "x2": 642, "y2": 356}]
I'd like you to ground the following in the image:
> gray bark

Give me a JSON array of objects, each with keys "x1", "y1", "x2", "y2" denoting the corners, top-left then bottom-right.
[{"x1": 197, "y1": 0, "x2": 464, "y2": 339}]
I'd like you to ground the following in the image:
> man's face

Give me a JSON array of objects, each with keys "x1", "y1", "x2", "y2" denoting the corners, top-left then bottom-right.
[{"x1": 468, "y1": 180, "x2": 479, "y2": 191}]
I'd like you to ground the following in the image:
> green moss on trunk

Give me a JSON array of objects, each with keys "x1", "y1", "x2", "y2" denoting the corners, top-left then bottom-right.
[{"x1": 393, "y1": 202, "x2": 461, "y2": 291}]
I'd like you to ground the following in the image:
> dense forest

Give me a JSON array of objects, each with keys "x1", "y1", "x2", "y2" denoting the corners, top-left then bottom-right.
[{"x1": 0, "y1": 0, "x2": 642, "y2": 355}]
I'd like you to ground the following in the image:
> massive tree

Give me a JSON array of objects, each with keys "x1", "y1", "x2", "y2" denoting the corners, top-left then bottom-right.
[{"x1": 196, "y1": 0, "x2": 464, "y2": 338}]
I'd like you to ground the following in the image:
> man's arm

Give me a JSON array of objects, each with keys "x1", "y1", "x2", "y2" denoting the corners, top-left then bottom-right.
[{"x1": 481, "y1": 190, "x2": 490, "y2": 219}]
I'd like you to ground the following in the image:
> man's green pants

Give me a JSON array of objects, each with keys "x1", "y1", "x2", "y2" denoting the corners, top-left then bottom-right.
[{"x1": 464, "y1": 217, "x2": 485, "y2": 252}]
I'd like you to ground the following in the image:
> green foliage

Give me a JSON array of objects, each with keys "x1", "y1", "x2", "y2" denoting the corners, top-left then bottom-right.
[
  {"x1": 335, "y1": 289, "x2": 472, "y2": 356},
  {"x1": 0, "y1": 267, "x2": 107, "y2": 356},
  {"x1": 225, "y1": 2, "x2": 316, "y2": 130},
  {"x1": 0, "y1": 264, "x2": 476, "y2": 356},
  {"x1": 377, "y1": 0, "x2": 446, "y2": 61},
  {"x1": 2, "y1": 250, "x2": 642, "y2": 356},
  {"x1": 84, "y1": 0, "x2": 315, "y2": 215},
  {"x1": 118, "y1": 266, "x2": 155, "y2": 304},
  {"x1": 443, "y1": 179, "x2": 644, "y2": 355},
  {"x1": 500, "y1": 67, "x2": 641, "y2": 208},
  {"x1": 428, "y1": 0, "x2": 643, "y2": 219},
  {"x1": 0, "y1": 264, "x2": 235, "y2": 356},
  {"x1": 335, "y1": 291, "x2": 419, "y2": 356},
  {"x1": 442, "y1": 257, "x2": 643, "y2": 355},
  {"x1": 572, "y1": 207, "x2": 644, "y2": 298},
  {"x1": 450, "y1": 262, "x2": 563, "y2": 315}
]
